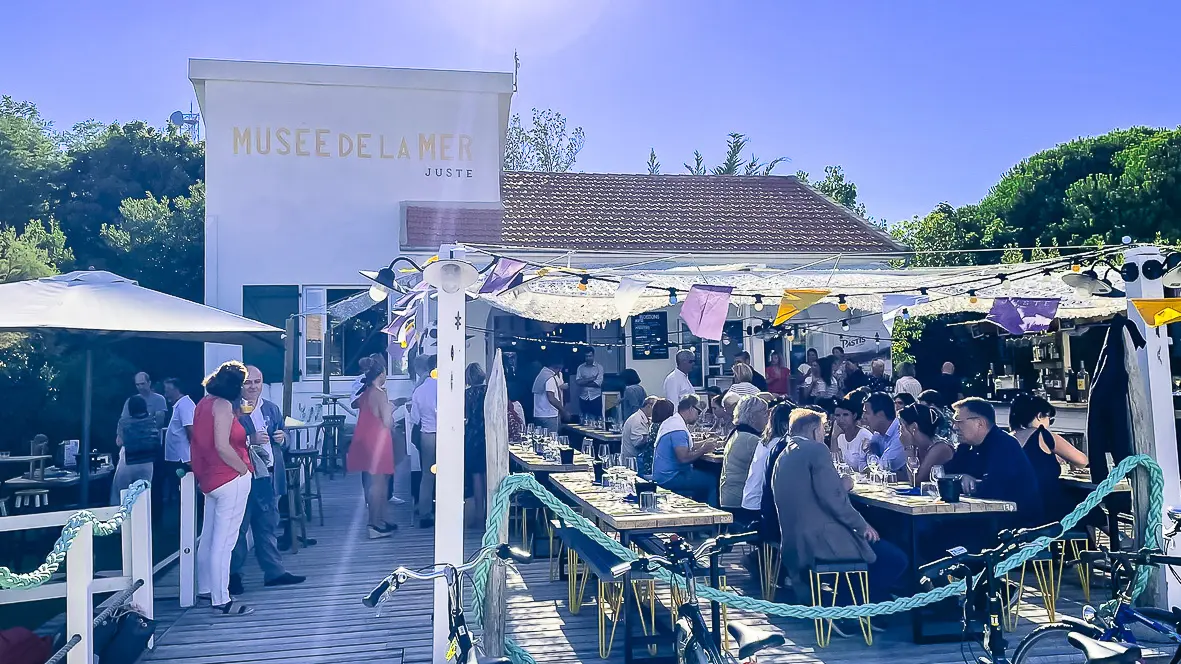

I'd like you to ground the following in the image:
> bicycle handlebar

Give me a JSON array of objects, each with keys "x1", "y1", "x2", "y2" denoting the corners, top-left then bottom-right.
[
  {"x1": 362, "y1": 543, "x2": 531, "y2": 608},
  {"x1": 918, "y1": 522, "x2": 1065, "y2": 585},
  {"x1": 1076, "y1": 547, "x2": 1181, "y2": 570},
  {"x1": 609, "y1": 532, "x2": 759, "y2": 579}
]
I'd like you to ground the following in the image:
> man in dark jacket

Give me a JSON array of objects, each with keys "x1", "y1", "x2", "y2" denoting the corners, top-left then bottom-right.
[{"x1": 947, "y1": 398, "x2": 1044, "y2": 527}]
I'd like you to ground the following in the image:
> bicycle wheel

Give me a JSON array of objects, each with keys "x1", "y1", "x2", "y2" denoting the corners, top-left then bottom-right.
[{"x1": 1012, "y1": 622, "x2": 1099, "y2": 664}]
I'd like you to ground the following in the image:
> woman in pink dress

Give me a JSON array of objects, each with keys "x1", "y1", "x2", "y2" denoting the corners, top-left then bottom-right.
[{"x1": 347, "y1": 355, "x2": 397, "y2": 539}]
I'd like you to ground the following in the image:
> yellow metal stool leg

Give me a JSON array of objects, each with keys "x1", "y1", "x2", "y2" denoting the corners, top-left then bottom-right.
[
  {"x1": 1069, "y1": 538, "x2": 1092, "y2": 603},
  {"x1": 810, "y1": 571, "x2": 838, "y2": 648},
  {"x1": 846, "y1": 570, "x2": 873, "y2": 645},
  {"x1": 1002, "y1": 562, "x2": 1028, "y2": 631}
]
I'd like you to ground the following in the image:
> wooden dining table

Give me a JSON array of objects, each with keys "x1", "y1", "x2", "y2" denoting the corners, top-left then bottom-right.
[
  {"x1": 550, "y1": 472, "x2": 731, "y2": 664},
  {"x1": 508, "y1": 444, "x2": 593, "y2": 475},
  {"x1": 849, "y1": 482, "x2": 1017, "y2": 643},
  {"x1": 561, "y1": 423, "x2": 622, "y2": 444},
  {"x1": 0, "y1": 454, "x2": 51, "y2": 480}
]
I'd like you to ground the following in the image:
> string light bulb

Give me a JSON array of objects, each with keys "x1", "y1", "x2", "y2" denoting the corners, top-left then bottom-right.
[
  {"x1": 430, "y1": 368, "x2": 438, "y2": 380},
  {"x1": 578, "y1": 276, "x2": 589, "y2": 292},
  {"x1": 1071, "y1": 263, "x2": 1081, "y2": 273},
  {"x1": 644, "y1": 348, "x2": 651, "y2": 356},
  {"x1": 901, "y1": 308, "x2": 910, "y2": 320},
  {"x1": 919, "y1": 287, "x2": 929, "y2": 296},
  {"x1": 968, "y1": 289, "x2": 978, "y2": 304},
  {"x1": 753, "y1": 295, "x2": 764, "y2": 312},
  {"x1": 841, "y1": 319, "x2": 850, "y2": 331},
  {"x1": 874, "y1": 333, "x2": 881, "y2": 349},
  {"x1": 837, "y1": 295, "x2": 848, "y2": 312},
  {"x1": 668, "y1": 288, "x2": 678, "y2": 305},
  {"x1": 540, "y1": 344, "x2": 547, "y2": 350}
]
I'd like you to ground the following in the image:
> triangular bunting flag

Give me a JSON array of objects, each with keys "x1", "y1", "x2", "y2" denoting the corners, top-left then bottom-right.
[
  {"x1": 985, "y1": 297, "x2": 1060, "y2": 335},
  {"x1": 882, "y1": 294, "x2": 929, "y2": 334},
  {"x1": 478, "y1": 258, "x2": 527, "y2": 294},
  {"x1": 679, "y1": 285, "x2": 734, "y2": 340},
  {"x1": 773, "y1": 289, "x2": 830, "y2": 326},
  {"x1": 615, "y1": 277, "x2": 651, "y2": 322},
  {"x1": 1131, "y1": 298, "x2": 1181, "y2": 327}
]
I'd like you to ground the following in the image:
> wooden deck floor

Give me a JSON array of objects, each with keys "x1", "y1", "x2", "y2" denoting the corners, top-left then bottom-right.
[{"x1": 140, "y1": 472, "x2": 1093, "y2": 664}]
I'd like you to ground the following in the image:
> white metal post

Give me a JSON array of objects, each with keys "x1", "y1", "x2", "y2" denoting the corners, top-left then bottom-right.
[
  {"x1": 129, "y1": 486, "x2": 154, "y2": 630},
  {"x1": 424, "y1": 246, "x2": 478, "y2": 663},
  {"x1": 66, "y1": 521, "x2": 94, "y2": 664},
  {"x1": 1123, "y1": 246, "x2": 1181, "y2": 608},
  {"x1": 179, "y1": 472, "x2": 197, "y2": 608}
]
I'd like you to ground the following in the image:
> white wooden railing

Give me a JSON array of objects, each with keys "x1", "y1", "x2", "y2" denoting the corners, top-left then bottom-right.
[{"x1": 0, "y1": 488, "x2": 153, "y2": 664}]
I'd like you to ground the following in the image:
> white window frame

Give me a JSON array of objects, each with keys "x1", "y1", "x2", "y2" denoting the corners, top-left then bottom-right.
[{"x1": 300, "y1": 285, "x2": 397, "y2": 380}]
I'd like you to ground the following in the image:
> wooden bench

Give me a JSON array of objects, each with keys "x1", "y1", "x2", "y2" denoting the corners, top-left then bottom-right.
[{"x1": 552, "y1": 521, "x2": 644, "y2": 659}]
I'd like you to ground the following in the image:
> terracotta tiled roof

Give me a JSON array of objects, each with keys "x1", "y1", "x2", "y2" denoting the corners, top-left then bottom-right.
[{"x1": 404, "y1": 172, "x2": 903, "y2": 253}]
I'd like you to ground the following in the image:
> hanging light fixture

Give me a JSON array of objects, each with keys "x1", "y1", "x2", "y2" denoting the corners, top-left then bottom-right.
[
  {"x1": 753, "y1": 295, "x2": 765, "y2": 312},
  {"x1": 841, "y1": 319, "x2": 850, "y2": 331},
  {"x1": 578, "y1": 276, "x2": 589, "y2": 292}
]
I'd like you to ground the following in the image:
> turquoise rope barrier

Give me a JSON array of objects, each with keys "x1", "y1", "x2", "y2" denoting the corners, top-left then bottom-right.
[
  {"x1": 469, "y1": 455, "x2": 1164, "y2": 664},
  {"x1": 0, "y1": 480, "x2": 151, "y2": 590}
]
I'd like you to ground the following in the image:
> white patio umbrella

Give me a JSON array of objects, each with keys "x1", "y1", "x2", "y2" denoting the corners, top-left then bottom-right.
[{"x1": 0, "y1": 270, "x2": 283, "y2": 505}]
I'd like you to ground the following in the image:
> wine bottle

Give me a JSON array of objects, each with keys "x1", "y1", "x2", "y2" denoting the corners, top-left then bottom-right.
[
  {"x1": 985, "y1": 363, "x2": 996, "y2": 399},
  {"x1": 1077, "y1": 363, "x2": 1089, "y2": 400},
  {"x1": 1065, "y1": 366, "x2": 1077, "y2": 402}
]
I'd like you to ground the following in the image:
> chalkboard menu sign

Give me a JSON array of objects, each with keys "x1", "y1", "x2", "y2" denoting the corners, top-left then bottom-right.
[{"x1": 631, "y1": 312, "x2": 669, "y2": 360}]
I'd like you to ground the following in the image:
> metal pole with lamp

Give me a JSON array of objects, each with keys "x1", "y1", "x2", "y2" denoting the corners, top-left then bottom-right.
[{"x1": 422, "y1": 247, "x2": 478, "y2": 663}]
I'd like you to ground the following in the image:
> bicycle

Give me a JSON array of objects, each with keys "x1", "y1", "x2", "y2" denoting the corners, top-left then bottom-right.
[
  {"x1": 611, "y1": 531, "x2": 785, "y2": 664},
  {"x1": 1011, "y1": 547, "x2": 1181, "y2": 663},
  {"x1": 919, "y1": 521, "x2": 1068, "y2": 664},
  {"x1": 363, "y1": 543, "x2": 533, "y2": 664}
]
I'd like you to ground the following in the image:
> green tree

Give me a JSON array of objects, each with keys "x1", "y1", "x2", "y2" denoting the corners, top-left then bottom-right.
[
  {"x1": 0, "y1": 96, "x2": 65, "y2": 229},
  {"x1": 646, "y1": 148, "x2": 660, "y2": 175},
  {"x1": 0, "y1": 218, "x2": 73, "y2": 283},
  {"x1": 797, "y1": 165, "x2": 869, "y2": 217},
  {"x1": 56, "y1": 121, "x2": 204, "y2": 269},
  {"x1": 503, "y1": 108, "x2": 586, "y2": 172},
  {"x1": 101, "y1": 182, "x2": 205, "y2": 302},
  {"x1": 666, "y1": 133, "x2": 785, "y2": 176}
]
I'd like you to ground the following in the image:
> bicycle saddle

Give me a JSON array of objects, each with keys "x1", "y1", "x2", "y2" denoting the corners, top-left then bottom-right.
[
  {"x1": 727, "y1": 622, "x2": 785, "y2": 659},
  {"x1": 1169, "y1": 506, "x2": 1181, "y2": 523},
  {"x1": 1066, "y1": 632, "x2": 1142, "y2": 664}
]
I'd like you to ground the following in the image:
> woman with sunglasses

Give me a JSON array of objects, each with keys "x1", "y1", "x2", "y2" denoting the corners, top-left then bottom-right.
[
  {"x1": 898, "y1": 403, "x2": 954, "y2": 483},
  {"x1": 1009, "y1": 393, "x2": 1087, "y2": 521}
]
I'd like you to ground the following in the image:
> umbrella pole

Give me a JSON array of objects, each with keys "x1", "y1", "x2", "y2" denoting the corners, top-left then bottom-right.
[{"x1": 80, "y1": 348, "x2": 93, "y2": 507}]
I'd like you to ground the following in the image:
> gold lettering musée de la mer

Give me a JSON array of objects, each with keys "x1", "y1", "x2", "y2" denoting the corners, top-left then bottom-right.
[{"x1": 232, "y1": 127, "x2": 474, "y2": 161}]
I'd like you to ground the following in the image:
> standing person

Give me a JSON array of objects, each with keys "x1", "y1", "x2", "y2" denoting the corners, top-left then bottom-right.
[
  {"x1": 574, "y1": 348, "x2": 604, "y2": 419},
  {"x1": 772, "y1": 407, "x2": 907, "y2": 632},
  {"x1": 109, "y1": 395, "x2": 160, "y2": 505},
  {"x1": 192, "y1": 361, "x2": 254, "y2": 616},
  {"x1": 158, "y1": 378, "x2": 184, "y2": 508},
  {"x1": 765, "y1": 350, "x2": 789, "y2": 396},
  {"x1": 621, "y1": 396, "x2": 658, "y2": 465},
  {"x1": 829, "y1": 347, "x2": 849, "y2": 395},
  {"x1": 830, "y1": 396, "x2": 872, "y2": 470},
  {"x1": 652, "y1": 395, "x2": 718, "y2": 505},
  {"x1": 935, "y1": 362, "x2": 964, "y2": 406},
  {"x1": 898, "y1": 403, "x2": 955, "y2": 483},
  {"x1": 531, "y1": 356, "x2": 566, "y2": 433},
  {"x1": 948, "y1": 398, "x2": 1044, "y2": 527},
  {"x1": 865, "y1": 359, "x2": 892, "y2": 394},
  {"x1": 860, "y1": 392, "x2": 906, "y2": 472},
  {"x1": 464, "y1": 363, "x2": 489, "y2": 527},
  {"x1": 350, "y1": 356, "x2": 398, "y2": 538},
  {"x1": 733, "y1": 351, "x2": 768, "y2": 391},
  {"x1": 618, "y1": 369, "x2": 647, "y2": 424},
  {"x1": 229, "y1": 366, "x2": 305, "y2": 593},
  {"x1": 719, "y1": 395, "x2": 770, "y2": 521},
  {"x1": 803, "y1": 358, "x2": 837, "y2": 406},
  {"x1": 726, "y1": 363, "x2": 762, "y2": 399},
  {"x1": 663, "y1": 350, "x2": 697, "y2": 403},
  {"x1": 122, "y1": 371, "x2": 169, "y2": 425},
  {"x1": 409, "y1": 355, "x2": 438, "y2": 529},
  {"x1": 164, "y1": 381, "x2": 199, "y2": 499},
  {"x1": 894, "y1": 362, "x2": 922, "y2": 398}
]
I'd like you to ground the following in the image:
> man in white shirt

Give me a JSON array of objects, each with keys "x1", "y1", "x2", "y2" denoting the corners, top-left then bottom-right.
[
  {"x1": 663, "y1": 350, "x2": 697, "y2": 404},
  {"x1": 410, "y1": 355, "x2": 439, "y2": 527},
  {"x1": 532, "y1": 359, "x2": 566, "y2": 432},
  {"x1": 621, "y1": 396, "x2": 659, "y2": 463},
  {"x1": 574, "y1": 348, "x2": 605, "y2": 418}
]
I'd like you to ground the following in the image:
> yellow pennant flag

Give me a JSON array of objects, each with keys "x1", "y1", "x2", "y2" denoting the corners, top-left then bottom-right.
[
  {"x1": 1131, "y1": 298, "x2": 1181, "y2": 327},
  {"x1": 774, "y1": 288, "x2": 831, "y2": 326}
]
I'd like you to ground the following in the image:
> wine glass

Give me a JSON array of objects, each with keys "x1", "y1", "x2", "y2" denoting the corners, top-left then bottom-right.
[
  {"x1": 930, "y1": 464, "x2": 946, "y2": 482},
  {"x1": 624, "y1": 457, "x2": 638, "y2": 475},
  {"x1": 598, "y1": 444, "x2": 610, "y2": 461},
  {"x1": 906, "y1": 454, "x2": 921, "y2": 488},
  {"x1": 866, "y1": 454, "x2": 882, "y2": 485}
]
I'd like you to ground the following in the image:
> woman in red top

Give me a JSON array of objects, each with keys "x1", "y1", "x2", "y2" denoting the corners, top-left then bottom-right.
[
  {"x1": 765, "y1": 349, "x2": 790, "y2": 395},
  {"x1": 192, "y1": 361, "x2": 255, "y2": 616},
  {"x1": 348, "y1": 355, "x2": 397, "y2": 539}
]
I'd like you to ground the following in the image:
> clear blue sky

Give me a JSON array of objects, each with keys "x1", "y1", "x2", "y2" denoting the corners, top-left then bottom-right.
[{"x1": 3, "y1": 1, "x2": 1179, "y2": 223}]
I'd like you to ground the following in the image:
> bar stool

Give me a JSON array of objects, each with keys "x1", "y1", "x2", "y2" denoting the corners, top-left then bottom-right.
[
  {"x1": 809, "y1": 559, "x2": 873, "y2": 646},
  {"x1": 758, "y1": 541, "x2": 782, "y2": 601},
  {"x1": 1064, "y1": 529, "x2": 1094, "y2": 602},
  {"x1": 282, "y1": 465, "x2": 308, "y2": 553},
  {"x1": 288, "y1": 450, "x2": 324, "y2": 526},
  {"x1": 14, "y1": 489, "x2": 49, "y2": 510},
  {"x1": 320, "y1": 415, "x2": 346, "y2": 478}
]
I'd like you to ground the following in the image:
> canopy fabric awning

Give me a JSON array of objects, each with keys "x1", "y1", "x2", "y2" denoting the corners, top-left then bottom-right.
[{"x1": 474, "y1": 259, "x2": 1127, "y2": 324}]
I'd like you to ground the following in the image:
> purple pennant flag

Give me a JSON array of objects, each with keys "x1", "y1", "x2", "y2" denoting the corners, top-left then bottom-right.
[
  {"x1": 478, "y1": 258, "x2": 527, "y2": 294},
  {"x1": 986, "y1": 297, "x2": 1061, "y2": 335},
  {"x1": 679, "y1": 285, "x2": 734, "y2": 341}
]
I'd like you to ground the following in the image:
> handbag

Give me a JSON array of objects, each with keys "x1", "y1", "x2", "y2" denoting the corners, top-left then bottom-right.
[{"x1": 96, "y1": 607, "x2": 155, "y2": 664}]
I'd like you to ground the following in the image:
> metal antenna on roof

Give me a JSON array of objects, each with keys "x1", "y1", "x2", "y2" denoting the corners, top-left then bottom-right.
[{"x1": 513, "y1": 50, "x2": 520, "y2": 92}]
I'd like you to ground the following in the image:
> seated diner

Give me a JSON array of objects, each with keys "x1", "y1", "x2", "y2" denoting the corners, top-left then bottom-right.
[
  {"x1": 947, "y1": 397, "x2": 1044, "y2": 527},
  {"x1": 719, "y1": 394, "x2": 770, "y2": 523},
  {"x1": 651, "y1": 394, "x2": 718, "y2": 506}
]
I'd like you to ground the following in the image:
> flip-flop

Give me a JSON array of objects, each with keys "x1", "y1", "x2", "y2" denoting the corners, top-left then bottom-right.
[{"x1": 213, "y1": 600, "x2": 255, "y2": 616}]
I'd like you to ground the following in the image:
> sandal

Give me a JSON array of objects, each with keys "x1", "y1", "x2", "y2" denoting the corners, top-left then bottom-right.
[{"x1": 212, "y1": 600, "x2": 255, "y2": 616}]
